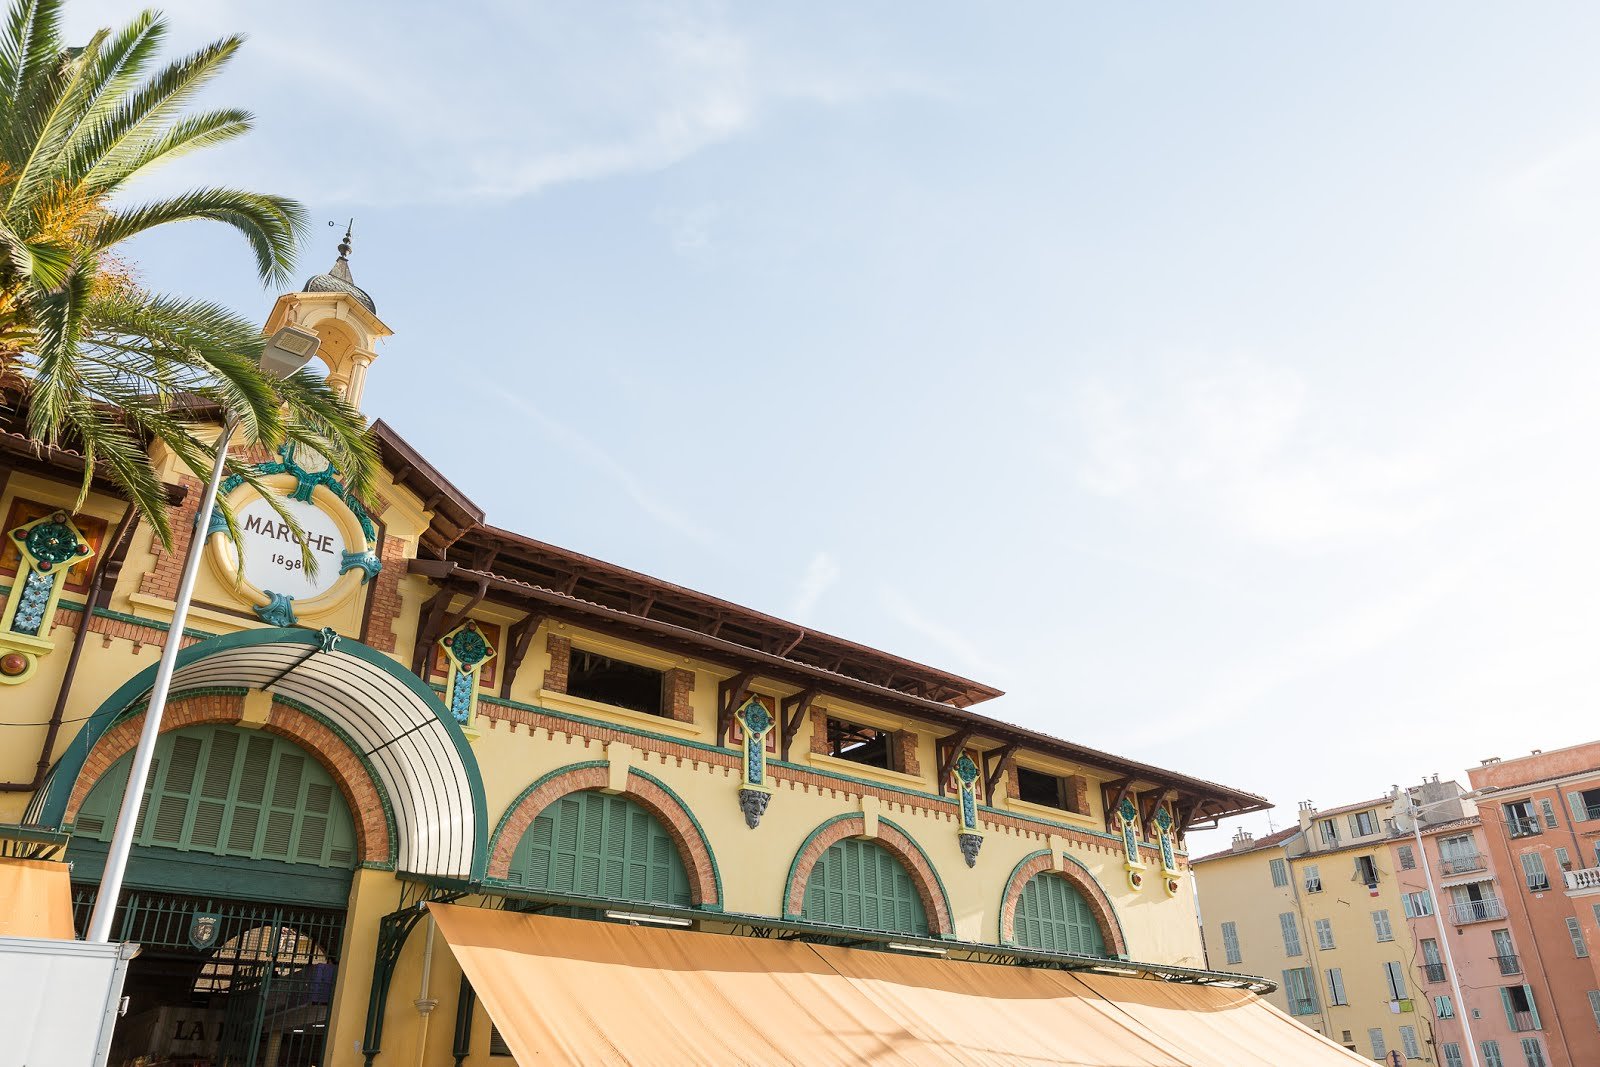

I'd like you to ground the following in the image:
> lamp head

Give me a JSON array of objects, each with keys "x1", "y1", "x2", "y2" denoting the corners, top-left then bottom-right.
[{"x1": 259, "y1": 325, "x2": 320, "y2": 378}]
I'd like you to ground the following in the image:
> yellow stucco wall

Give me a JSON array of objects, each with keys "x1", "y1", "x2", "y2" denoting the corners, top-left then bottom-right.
[
  {"x1": 1196, "y1": 834, "x2": 1437, "y2": 1063},
  {"x1": 1, "y1": 423, "x2": 1215, "y2": 1067}
]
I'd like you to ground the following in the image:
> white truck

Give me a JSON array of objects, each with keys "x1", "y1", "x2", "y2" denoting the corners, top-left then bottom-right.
[{"x1": 0, "y1": 936, "x2": 137, "y2": 1067}]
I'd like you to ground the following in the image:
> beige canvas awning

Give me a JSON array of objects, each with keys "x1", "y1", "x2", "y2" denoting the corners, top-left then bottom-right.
[
  {"x1": 428, "y1": 904, "x2": 1369, "y2": 1066},
  {"x1": 0, "y1": 858, "x2": 74, "y2": 939}
]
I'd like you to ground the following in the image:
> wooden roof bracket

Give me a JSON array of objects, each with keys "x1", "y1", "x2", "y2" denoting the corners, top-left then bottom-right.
[
  {"x1": 411, "y1": 586, "x2": 454, "y2": 677},
  {"x1": 499, "y1": 611, "x2": 546, "y2": 699},
  {"x1": 982, "y1": 744, "x2": 1017, "y2": 806},
  {"x1": 779, "y1": 688, "x2": 820, "y2": 762},
  {"x1": 935, "y1": 727, "x2": 976, "y2": 796},
  {"x1": 716, "y1": 669, "x2": 759, "y2": 747},
  {"x1": 1102, "y1": 777, "x2": 1135, "y2": 832}
]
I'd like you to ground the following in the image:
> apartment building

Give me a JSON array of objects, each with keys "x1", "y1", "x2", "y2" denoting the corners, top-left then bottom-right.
[
  {"x1": 1389, "y1": 788, "x2": 1527, "y2": 1067},
  {"x1": 1195, "y1": 791, "x2": 1439, "y2": 1062},
  {"x1": 1469, "y1": 744, "x2": 1600, "y2": 1067}
]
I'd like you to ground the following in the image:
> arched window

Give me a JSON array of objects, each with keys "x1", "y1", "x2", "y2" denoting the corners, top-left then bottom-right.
[
  {"x1": 801, "y1": 838, "x2": 928, "y2": 936},
  {"x1": 1013, "y1": 872, "x2": 1108, "y2": 956},
  {"x1": 73, "y1": 725, "x2": 356, "y2": 868},
  {"x1": 506, "y1": 790, "x2": 690, "y2": 907}
]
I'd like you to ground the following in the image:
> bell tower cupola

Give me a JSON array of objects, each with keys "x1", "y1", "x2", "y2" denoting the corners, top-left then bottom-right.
[{"x1": 264, "y1": 223, "x2": 392, "y2": 411}]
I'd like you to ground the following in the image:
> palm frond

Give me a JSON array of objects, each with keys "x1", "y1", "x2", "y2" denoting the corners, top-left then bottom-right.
[
  {"x1": 68, "y1": 34, "x2": 240, "y2": 192},
  {"x1": 0, "y1": 0, "x2": 60, "y2": 143},
  {"x1": 93, "y1": 187, "x2": 303, "y2": 285}
]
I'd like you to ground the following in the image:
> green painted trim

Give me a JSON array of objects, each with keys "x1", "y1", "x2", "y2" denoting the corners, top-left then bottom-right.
[
  {"x1": 488, "y1": 761, "x2": 608, "y2": 851},
  {"x1": 486, "y1": 760, "x2": 724, "y2": 909},
  {"x1": 67, "y1": 836, "x2": 355, "y2": 908},
  {"x1": 35, "y1": 627, "x2": 488, "y2": 882},
  {"x1": 997, "y1": 848, "x2": 1128, "y2": 959},
  {"x1": 878, "y1": 815, "x2": 955, "y2": 939},
  {"x1": 469, "y1": 690, "x2": 1192, "y2": 858},
  {"x1": 270, "y1": 693, "x2": 400, "y2": 872},
  {"x1": 89, "y1": 605, "x2": 216, "y2": 641},
  {"x1": 626, "y1": 767, "x2": 724, "y2": 907},
  {"x1": 782, "y1": 812, "x2": 956, "y2": 939}
]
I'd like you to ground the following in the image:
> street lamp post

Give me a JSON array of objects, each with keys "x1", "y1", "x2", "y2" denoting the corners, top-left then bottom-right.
[
  {"x1": 1404, "y1": 792, "x2": 1482, "y2": 1067},
  {"x1": 87, "y1": 326, "x2": 321, "y2": 944}
]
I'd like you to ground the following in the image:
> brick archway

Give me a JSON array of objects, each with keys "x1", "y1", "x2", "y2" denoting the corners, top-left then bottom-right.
[
  {"x1": 488, "y1": 763, "x2": 721, "y2": 908},
  {"x1": 63, "y1": 690, "x2": 394, "y2": 867},
  {"x1": 998, "y1": 850, "x2": 1125, "y2": 956},
  {"x1": 783, "y1": 814, "x2": 954, "y2": 937}
]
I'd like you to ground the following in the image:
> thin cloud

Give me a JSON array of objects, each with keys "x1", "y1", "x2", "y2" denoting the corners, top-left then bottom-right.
[
  {"x1": 878, "y1": 586, "x2": 1007, "y2": 683},
  {"x1": 497, "y1": 390, "x2": 716, "y2": 547},
  {"x1": 790, "y1": 551, "x2": 841, "y2": 621}
]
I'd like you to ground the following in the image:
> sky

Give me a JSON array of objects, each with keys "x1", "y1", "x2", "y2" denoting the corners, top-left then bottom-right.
[{"x1": 66, "y1": 1, "x2": 1600, "y2": 857}]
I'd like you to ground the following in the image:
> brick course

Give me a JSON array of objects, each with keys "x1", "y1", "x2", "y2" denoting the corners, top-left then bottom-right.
[
  {"x1": 361, "y1": 533, "x2": 408, "y2": 653},
  {"x1": 137, "y1": 475, "x2": 202, "y2": 602},
  {"x1": 663, "y1": 667, "x2": 695, "y2": 723},
  {"x1": 64, "y1": 691, "x2": 392, "y2": 866},
  {"x1": 783, "y1": 812, "x2": 954, "y2": 936},
  {"x1": 544, "y1": 634, "x2": 570, "y2": 693},
  {"x1": 486, "y1": 763, "x2": 719, "y2": 906},
  {"x1": 997, "y1": 852, "x2": 1126, "y2": 955}
]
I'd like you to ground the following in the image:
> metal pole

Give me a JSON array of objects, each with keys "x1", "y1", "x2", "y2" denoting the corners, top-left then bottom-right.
[
  {"x1": 88, "y1": 416, "x2": 239, "y2": 943},
  {"x1": 1410, "y1": 798, "x2": 1481, "y2": 1067}
]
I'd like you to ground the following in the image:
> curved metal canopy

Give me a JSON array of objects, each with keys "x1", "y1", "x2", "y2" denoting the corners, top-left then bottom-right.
[{"x1": 31, "y1": 627, "x2": 486, "y2": 882}]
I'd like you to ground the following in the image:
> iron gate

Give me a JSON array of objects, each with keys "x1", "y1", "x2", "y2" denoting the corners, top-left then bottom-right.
[{"x1": 73, "y1": 887, "x2": 345, "y2": 1067}]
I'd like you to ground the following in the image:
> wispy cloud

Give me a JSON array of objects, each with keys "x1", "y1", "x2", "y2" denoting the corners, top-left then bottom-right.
[
  {"x1": 790, "y1": 551, "x2": 841, "y2": 620},
  {"x1": 497, "y1": 390, "x2": 715, "y2": 546},
  {"x1": 1068, "y1": 358, "x2": 1443, "y2": 553},
  {"x1": 74, "y1": 0, "x2": 934, "y2": 207},
  {"x1": 878, "y1": 586, "x2": 1007, "y2": 682}
]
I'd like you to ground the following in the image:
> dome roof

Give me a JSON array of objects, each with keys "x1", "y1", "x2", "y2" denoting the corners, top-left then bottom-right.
[{"x1": 302, "y1": 227, "x2": 375, "y2": 313}]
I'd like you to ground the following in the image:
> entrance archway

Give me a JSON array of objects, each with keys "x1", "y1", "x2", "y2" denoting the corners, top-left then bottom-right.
[{"x1": 69, "y1": 724, "x2": 359, "y2": 1067}]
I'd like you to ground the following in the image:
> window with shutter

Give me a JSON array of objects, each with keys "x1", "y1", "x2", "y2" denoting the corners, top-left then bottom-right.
[
  {"x1": 1482, "y1": 1040, "x2": 1504, "y2": 1067},
  {"x1": 1279, "y1": 912, "x2": 1302, "y2": 957},
  {"x1": 800, "y1": 837, "x2": 929, "y2": 936},
  {"x1": 1521, "y1": 852, "x2": 1550, "y2": 892},
  {"x1": 1401, "y1": 1024, "x2": 1420, "y2": 1059},
  {"x1": 1220, "y1": 921, "x2": 1242, "y2": 965},
  {"x1": 507, "y1": 790, "x2": 691, "y2": 907},
  {"x1": 1443, "y1": 1043, "x2": 1463, "y2": 1067},
  {"x1": 1567, "y1": 917, "x2": 1588, "y2": 958},
  {"x1": 1327, "y1": 968, "x2": 1348, "y2": 1006},
  {"x1": 72, "y1": 725, "x2": 357, "y2": 868},
  {"x1": 1368, "y1": 1028, "x2": 1387, "y2": 1059},
  {"x1": 1314, "y1": 918, "x2": 1335, "y2": 950},
  {"x1": 1372, "y1": 909, "x2": 1394, "y2": 942},
  {"x1": 1521, "y1": 1037, "x2": 1548, "y2": 1067},
  {"x1": 1010, "y1": 872, "x2": 1108, "y2": 956}
]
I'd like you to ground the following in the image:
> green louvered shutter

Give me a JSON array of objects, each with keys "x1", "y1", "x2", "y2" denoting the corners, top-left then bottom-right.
[
  {"x1": 800, "y1": 838, "x2": 929, "y2": 936},
  {"x1": 508, "y1": 790, "x2": 691, "y2": 906},
  {"x1": 1012, "y1": 872, "x2": 1109, "y2": 956},
  {"x1": 73, "y1": 725, "x2": 357, "y2": 868}
]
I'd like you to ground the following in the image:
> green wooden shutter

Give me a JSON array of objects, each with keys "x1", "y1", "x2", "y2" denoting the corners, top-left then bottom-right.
[
  {"x1": 799, "y1": 838, "x2": 929, "y2": 936},
  {"x1": 507, "y1": 790, "x2": 691, "y2": 907},
  {"x1": 1524, "y1": 985, "x2": 1541, "y2": 1030},
  {"x1": 73, "y1": 725, "x2": 357, "y2": 869},
  {"x1": 1011, "y1": 872, "x2": 1109, "y2": 957},
  {"x1": 1570, "y1": 792, "x2": 1589, "y2": 823}
]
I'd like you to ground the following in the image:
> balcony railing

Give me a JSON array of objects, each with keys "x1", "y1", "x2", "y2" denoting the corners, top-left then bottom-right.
[
  {"x1": 1509, "y1": 1009, "x2": 1538, "y2": 1032},
  {"x1": 1507, "y1": 816, "x2": 1542, "y2": 838},
  {"x1": 1448, "y1": 898, "x2": 1506, "y2": 924},
  {"x1": 1493, "y1": 954, "x2": 1521, "y2": 976},
  {"x1": 1422, "y1": 963, "x2": 1447, "y2": 983},
  {"x1": 1289, "y1": 998, "x2": 1316, "y2": 1016},
  {"x1": 1440, "y1": 853, "x2": 1486, "y2": 875},
  {"x1": 1565, "y1": 868, "x2": 1600, "y2": 891}
]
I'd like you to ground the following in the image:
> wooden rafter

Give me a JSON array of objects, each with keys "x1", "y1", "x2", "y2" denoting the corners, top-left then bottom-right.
[
  {"x1": 716, "y1": 669, "x2": 759, "y2": 747},
  {"x1": 982, "y1": 744, "x2": 1018, "y2": 806},
  {"x1": 779, "y1": 688, "x2": 820, "y2": 761},
  {"x1": 439, "y1": 576, "x2": 490, "y2": 636},
  {"x1": 499, "y1": 612, "x2": 545, "y2": 698},
  {"x1": 935, "y1": 727, "x2": 975, "y2": 796}
]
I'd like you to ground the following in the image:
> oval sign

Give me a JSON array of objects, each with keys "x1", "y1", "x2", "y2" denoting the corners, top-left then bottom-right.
[{"x1": 234, "y1": 496, "x2": 347, "y2": 600}]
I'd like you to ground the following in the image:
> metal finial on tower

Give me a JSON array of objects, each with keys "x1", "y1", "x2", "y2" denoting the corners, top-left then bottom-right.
[{"x1": 338, "y1": 219, "x2": 353, "y2": 260}]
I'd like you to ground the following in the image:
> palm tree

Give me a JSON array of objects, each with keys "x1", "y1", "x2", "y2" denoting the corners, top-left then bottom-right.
[{"x1": 0, "y1": 0, "x2": 375, "y2": 550}]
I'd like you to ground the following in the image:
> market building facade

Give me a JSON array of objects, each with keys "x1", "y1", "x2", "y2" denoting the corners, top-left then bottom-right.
[{"x1": 0, "y1": 245, "x2": 1320, "y2": 1066}]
